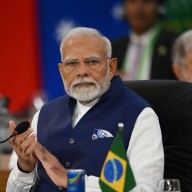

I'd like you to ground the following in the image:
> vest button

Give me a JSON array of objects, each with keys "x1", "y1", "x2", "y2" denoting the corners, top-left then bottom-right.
[
  {"x1": 69, "y1": 138, "x2": 76, "y2": 145},
  {"x1": 65, "y1": 161, "x2": 72, "y2": 168}
]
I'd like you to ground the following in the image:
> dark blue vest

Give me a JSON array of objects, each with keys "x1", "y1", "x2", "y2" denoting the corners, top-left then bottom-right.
[{"x1": 36, "y1": 76, "x2": 149, "y2": 191}]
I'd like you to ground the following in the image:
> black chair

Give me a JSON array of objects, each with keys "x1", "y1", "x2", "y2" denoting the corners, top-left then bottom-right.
[{"x1": 124, "y1": 80, "x2": 192, "y2": 192}]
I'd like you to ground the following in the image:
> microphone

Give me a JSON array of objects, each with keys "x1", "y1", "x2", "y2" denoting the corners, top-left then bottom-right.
[{"x1": 0, "y1": 121, "x2": 30, "y2": 144}]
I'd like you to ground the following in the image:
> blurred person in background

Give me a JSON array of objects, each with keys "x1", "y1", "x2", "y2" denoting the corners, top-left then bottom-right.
[
  {"x1": 111, "y1": 0, "x2": 178, "y2": 80},
  {"x1": 172, "y1": 30, "x2": 192, "y2": 82},
  {"x1": 0, "y1": 95, "x2": 17, "y2": 155}
]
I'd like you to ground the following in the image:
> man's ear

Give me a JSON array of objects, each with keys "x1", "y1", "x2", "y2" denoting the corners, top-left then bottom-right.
[
  {"x1": 58, "y1": 63, "x2": 64, "y2": 81},
  {"x1": 109, "y1": 58, "x2": 117, "y2": 80},
  {"x1": 172, "y1": 63, "x2": 184, "y2": 80}
]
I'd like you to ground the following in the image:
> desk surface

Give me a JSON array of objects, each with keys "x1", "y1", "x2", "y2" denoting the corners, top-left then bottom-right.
[{"x1": 0, "y1": 169, "x2": 10, "y2": 192}]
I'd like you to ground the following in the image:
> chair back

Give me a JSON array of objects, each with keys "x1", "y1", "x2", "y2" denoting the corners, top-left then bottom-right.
[{"x1": 125, "y1": 80, "x2": 192, "y2": 192}]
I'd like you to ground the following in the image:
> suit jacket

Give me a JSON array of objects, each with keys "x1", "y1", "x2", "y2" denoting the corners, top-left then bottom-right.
[{"x1": 111, "y1": 28, "x2": 179, "y2": 80}]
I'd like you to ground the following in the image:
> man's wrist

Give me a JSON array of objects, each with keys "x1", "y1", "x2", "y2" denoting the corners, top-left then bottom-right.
[
  {"x1": 17, "y1": 161, "x2": 32, "y2": 173},
  {"x1": 17, "y1": 159, "x2": 36, "y2": 173}
]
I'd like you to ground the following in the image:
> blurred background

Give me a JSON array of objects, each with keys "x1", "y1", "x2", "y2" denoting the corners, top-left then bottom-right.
[
  {"x1": 0, "y1": 0, "x2": 192, "y2": 169},
  {"x1": 0, "y1": 0, "x2": 129, "y2": 117}
]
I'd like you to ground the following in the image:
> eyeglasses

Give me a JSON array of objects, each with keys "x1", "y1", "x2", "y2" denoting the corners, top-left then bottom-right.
[{"x1": 61, "y1": 58, "x2": 110, "y2": 72}]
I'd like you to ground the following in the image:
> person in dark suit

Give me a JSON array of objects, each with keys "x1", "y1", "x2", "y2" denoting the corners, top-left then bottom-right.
[{"x1": 111, "y1": 0, "x2": 178, "y2": 80}]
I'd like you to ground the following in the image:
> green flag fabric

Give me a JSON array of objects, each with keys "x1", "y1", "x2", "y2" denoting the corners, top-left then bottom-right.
[
  {"x1": 99, "y1": 129, "x2": 136, "y2": 192},
  {"x1": 164, "y1": 0, "x2": 192, "y2": 32}
]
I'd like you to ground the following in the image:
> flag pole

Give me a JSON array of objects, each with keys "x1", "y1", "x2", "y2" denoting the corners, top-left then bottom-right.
[
  {"x1": 118, "y1": 122, "x2": 124, "y2": 139},
  {"x1": 118, "y1": 122, "x2": 124, "y2": 132}
]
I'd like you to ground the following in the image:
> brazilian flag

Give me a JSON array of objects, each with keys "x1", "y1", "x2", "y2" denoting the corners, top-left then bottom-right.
[{"x1": 99, "y1": 129, "x2": 136, "y2": 192}]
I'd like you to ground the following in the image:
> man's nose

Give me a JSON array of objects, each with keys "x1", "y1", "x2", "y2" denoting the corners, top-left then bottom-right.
[{"x1": 76, "y1": 61, "x2": 89, "y2": 76}]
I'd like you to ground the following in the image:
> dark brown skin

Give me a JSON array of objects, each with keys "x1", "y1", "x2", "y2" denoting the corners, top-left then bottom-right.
[{"x1": 124, "y1": 0, "x2": 158, "y2": 36}]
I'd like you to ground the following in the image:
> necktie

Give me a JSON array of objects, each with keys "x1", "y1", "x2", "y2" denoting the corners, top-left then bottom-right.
[{"x1": 126, "y1": 41, "x2": 143, "y2": 80}]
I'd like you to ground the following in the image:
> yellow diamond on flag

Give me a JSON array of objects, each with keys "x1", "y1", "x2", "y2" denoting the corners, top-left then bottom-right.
[{"x1": 100, "y1": 151, "x2": 127, "y2": 192}]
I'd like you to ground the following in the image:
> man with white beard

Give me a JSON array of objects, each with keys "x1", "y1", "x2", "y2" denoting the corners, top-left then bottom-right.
[{"x1": 7, "y1": 27, "x2": 164, "y2": 192}]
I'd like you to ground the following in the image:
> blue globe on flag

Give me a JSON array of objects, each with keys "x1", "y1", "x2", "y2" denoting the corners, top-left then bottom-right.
[{"x1": 104, "y1": 158, "x2": 123, "y2": 183}]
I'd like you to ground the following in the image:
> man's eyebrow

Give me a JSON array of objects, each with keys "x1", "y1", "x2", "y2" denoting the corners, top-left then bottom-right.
[
  {"x1": 63, "y1": 54, "x2": 100, "y2": 61},
  {"x1": 84, "y1": 55, "x2": 100, "y2": 59},
  {"x1": 63, "y1": 57, "x2": 79, "y2": 61}
]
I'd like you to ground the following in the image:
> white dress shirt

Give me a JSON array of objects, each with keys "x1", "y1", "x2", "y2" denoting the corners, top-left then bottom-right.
[
  {"x1": 123, "y1": 25, "x2": 158, "y2": 80},
  {"x1": 7, "y1": 102, "x2": 164, "y2": 192}
]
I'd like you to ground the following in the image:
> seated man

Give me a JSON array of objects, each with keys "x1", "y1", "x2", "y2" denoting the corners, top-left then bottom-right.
[
  {"x1": 172, "y1": 29, "x2": 192, "y2": 82},
  {"x1": 7, "y1": 27, "x2": 164, "y2": 192}
]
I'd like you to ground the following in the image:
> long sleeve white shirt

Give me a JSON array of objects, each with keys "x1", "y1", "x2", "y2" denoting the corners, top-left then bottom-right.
[{"x1": 7, "y1": 105, "x2": 164, "y2": 192}]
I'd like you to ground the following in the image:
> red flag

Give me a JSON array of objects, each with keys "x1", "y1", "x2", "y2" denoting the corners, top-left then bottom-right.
[{"x1": 0, "y1": 0, "x2": 41, "y2": 114}]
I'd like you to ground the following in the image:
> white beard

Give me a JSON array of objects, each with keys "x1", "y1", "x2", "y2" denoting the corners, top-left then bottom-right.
[{"x1": 63, "y1": 69, "x2": 111, "y2": 103}]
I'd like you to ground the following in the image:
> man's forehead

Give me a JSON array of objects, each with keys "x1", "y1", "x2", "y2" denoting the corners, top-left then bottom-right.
[
  {"x1": 62, "y1": 37, "x2": 106, "y2": 57},
  {"x1": 65, "y1": 35, "x2": 104, "y2": 46}
]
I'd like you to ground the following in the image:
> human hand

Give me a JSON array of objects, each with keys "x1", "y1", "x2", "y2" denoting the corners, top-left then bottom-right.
[
  {"x1": 9, "y1": 120, "x2": 38, "y2": 172},
  {"x1": 34, "y1": 142, "x2": 67, "y2": 188}
]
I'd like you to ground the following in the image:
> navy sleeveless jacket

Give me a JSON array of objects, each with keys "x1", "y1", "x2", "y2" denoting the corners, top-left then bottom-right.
[{"x1": 36, "y1": 76, "x2": 149, "y2": 191}]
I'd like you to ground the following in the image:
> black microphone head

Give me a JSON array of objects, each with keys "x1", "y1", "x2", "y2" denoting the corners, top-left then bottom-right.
[{"x1": 15, "y1": 121, "x2": 30, "y2": 135}]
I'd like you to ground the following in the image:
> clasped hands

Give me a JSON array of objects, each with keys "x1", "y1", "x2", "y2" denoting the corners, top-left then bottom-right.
[{"x1": 9, "y1": 120, "x2": 67, "y2": 188}]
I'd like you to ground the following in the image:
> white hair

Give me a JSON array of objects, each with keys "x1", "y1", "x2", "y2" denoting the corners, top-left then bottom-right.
[
  {"x1": 172, "y1": 29, "x2": 192, "y2": 66},
  {"x1": 60, "y1": 27, "x2": 112, "y2": 62}
]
